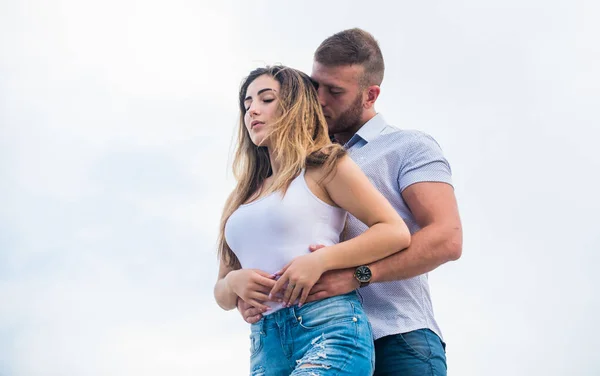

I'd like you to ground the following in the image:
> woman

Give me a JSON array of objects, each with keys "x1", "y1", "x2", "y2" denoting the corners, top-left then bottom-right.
[{"x1": 214, "y1": 66, "x2": 410, "y2": 375}]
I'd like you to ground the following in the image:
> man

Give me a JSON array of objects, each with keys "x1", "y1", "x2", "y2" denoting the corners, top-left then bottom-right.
[{"x1": 238, "y1": 28, "x2": 462, "y2": 375}]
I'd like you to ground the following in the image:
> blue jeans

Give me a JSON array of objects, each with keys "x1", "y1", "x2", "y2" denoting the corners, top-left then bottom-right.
[
  {"x1": 373, "y1": 328, "x2": 447, "y2": 376},
  {"x1": 249, "y1": 292, "x2": 375, "y2": 375}
]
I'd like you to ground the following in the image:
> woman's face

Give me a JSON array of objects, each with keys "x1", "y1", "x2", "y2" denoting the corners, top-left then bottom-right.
[{"x1": 243, "y1": 74, "x2": 281, "y2": 148}]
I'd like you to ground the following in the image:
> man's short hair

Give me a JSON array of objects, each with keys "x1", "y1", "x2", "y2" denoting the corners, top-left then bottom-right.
[{"x1": 314, "y1": 28, "x2": 385, "y2": 87}]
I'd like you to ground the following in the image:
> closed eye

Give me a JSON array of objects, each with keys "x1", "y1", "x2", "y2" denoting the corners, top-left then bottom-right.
[{"x1": 245, "y1": 95, "x2": 275, "y2": 112}]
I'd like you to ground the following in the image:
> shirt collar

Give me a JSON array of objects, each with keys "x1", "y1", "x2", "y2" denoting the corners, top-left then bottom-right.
[{"x1": 345, "y1": 113, "x2": 387, "y2": 148}]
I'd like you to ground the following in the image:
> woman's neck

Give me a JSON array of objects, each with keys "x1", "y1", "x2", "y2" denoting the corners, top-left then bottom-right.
[{"x1": 267, "y1": 147, "x2": 281, "y2": 177}]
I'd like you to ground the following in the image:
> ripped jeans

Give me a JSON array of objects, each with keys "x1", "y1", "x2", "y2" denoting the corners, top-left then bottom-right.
[{"x1": 249, "y1": 292, "x2": 374, "y2": 376}]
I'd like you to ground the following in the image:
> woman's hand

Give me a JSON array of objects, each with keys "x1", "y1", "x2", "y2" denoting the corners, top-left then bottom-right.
[
  {"x1": 225, "y1": 269, "x2": 277, "y2": 312},
  {"x1": 269, "y1": 252, "x2": 326, "y2": 307}
]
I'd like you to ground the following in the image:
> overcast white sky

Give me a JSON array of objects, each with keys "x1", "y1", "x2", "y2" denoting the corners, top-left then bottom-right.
[{"x1": 1, "y1": 0, "x2": 599, "y2": 375}]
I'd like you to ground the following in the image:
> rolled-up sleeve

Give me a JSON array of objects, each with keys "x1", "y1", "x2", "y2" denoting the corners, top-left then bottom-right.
[{"x1": 398, "y1": 132, "x2": 453, "y2": 192}]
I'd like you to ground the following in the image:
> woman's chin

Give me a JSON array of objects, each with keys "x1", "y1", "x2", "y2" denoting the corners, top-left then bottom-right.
[{"x1": 252, "y1": 138, "x2": 270, "y2": 148}]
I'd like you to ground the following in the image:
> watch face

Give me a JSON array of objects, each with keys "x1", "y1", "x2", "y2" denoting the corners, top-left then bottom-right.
[{"x1": 355, "y1": 266, "x2": 372, "y2": 282}]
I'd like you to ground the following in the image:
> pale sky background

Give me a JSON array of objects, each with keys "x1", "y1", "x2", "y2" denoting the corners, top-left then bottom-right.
[{"x1": 1, "y1": 0, "x2": 599, "y2": 375}]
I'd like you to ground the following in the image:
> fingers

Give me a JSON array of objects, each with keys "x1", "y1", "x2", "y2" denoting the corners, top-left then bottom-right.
[
  {"x1": 293, "y1": 280, "x2": 317, "y2": 307},
  {"x1": 244, "y1": 289, "x2": 272, "y2": 311},
  {"x1": 297, "y1": 287, "x2": 310, "y2": 307},
  {"x1": 308, "y1": 282, "x2": 324, "y2": 295},
  {"x1": 274, "y1": 261, "x2": 291, "y2": 277},
  {"x1": 237, "y1": 299, "x2": 263, "y2": 324},
  {"x1": 242, "y1": 304, "x2": 264, "y2": 324},
  {"x1": 255, "y1": 275, "x2": 278, "y2": 289},
  {"x1": 287, "y1": 284, "x2": 303, "y2": 307},
  {"x1": 269, "y1": 276, "x2": 287, "y2": 299},
  {"x1": 248, "y1": 279, "x2": 274, "y2": 296},
  {"x1": 237, "y1": 298, "x2": 250, "y2": 312},
  {"x1": 245, "y1": 313, "x2": 263, "y2": 324},
  {"x1": 251, "y1": 291, "x2": 271, "y2": 303},
  {"x1": 247, "y1": 299, "x2": 271, "y2": 312},
  {"x1": 254, "y1": 269, "x2": 275, "y2": 278},
  {"x1": 305, "y1": 290, "x2": 330, "y2": 303},
  {"x1": 255, "y1": 270, "x2": 279, "y2": 282},
  {"x1": 242, "y1": 304, "x2": 262, "y2": 318},
  {"x1": 280, "y1": 281, "x2": 295, "y2": 305},
  {"x1": 308, "y1": 244, "x2": 326, "y2": 252}
]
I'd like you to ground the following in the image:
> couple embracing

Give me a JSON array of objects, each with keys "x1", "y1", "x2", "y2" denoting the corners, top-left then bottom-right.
[{"x1": 214, "y1": 28, "x2": 462, "y2": 376}]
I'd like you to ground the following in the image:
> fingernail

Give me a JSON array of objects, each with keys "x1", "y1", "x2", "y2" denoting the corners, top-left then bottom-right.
[
  {"x1": 298, "y1": 303, "x2": 302, "y2": 308},
  {"x1": 269, "y1": 294, "x2": 273, "y2": 299}
]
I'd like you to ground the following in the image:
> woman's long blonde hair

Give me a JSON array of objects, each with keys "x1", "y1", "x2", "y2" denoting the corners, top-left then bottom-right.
[{"x1": 218, "y1": 66, "x2": 346, "y2": 268}]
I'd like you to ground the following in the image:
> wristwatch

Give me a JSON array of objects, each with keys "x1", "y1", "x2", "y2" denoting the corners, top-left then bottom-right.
[{"x1": 354, "y1": 265, "x2": 372, "y2": 287}]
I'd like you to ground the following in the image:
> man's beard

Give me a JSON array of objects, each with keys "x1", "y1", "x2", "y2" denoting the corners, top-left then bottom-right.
[{"x1": 328, "y1": 93, "x2": 363, "y2": 136}]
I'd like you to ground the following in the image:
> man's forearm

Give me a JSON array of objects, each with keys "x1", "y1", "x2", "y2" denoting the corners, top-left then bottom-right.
[{"x1": 369, "y1": 223, "x2": 462, "y2": 283}]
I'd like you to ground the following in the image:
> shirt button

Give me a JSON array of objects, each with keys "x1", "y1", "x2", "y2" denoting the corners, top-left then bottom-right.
[
  {"x1": 352, "y1": 317, "x2": 358, "y2": 322},
  {"x1": 297, "y1": 316, "x2": 302, "y2": 321}
]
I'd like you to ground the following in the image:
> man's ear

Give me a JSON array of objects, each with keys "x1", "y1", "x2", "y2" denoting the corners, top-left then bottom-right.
[{"x1": 364, "y1": 85, "x2": 381, "y2": 109}]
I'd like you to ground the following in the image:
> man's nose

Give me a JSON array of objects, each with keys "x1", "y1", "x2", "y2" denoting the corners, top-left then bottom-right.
[{"x1": 316, "y1": 87, "x2": 327, "y2": 107}]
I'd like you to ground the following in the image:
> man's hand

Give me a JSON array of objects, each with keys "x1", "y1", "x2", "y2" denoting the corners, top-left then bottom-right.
[
  {"x1": 304, "y1": 244, "x2": 360, "y2": 303},
  {"x1": 237, "y1": 298, "x2": 264, "y2": 324}
]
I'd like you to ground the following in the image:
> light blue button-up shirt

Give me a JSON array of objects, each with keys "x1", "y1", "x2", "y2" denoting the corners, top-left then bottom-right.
[{"x1": 344, "y1": 113, "x2": 453, "y2": 340}]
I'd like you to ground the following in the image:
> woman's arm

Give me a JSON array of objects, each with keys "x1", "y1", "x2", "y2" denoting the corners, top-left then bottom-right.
[
  {"x1": 270, "y1": 155, "x2": 410, "y2": 306},
  {"x1": 214, "y1": 260, "x2": 239, "y2": 310},
  {"x1": 314, "y1": 155, "x2": 410, "y2": 269},
  {"x1": 214, "y1": 259, "x2": 277, "y2": 312}
]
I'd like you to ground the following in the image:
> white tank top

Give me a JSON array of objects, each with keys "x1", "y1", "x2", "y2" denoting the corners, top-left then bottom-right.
[{"x1": 224, "y1": 170, "x2": 347, "y2": 314}]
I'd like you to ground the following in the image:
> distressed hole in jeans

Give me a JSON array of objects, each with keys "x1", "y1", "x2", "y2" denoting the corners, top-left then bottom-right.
[
  {"x1": 295, "y1": 334, "x2": 331, "y2": 371},
  {"x1": 298, "y1": 369, "x2": 321, "y2": 376},
  {"x1": 251, "y1": 365, "x2": 265, "y2": 376}
]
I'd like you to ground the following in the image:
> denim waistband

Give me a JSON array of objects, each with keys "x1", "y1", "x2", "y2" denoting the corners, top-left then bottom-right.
[{"x1": 252, "y1": 291, "x2": 361, "y2": 331}]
